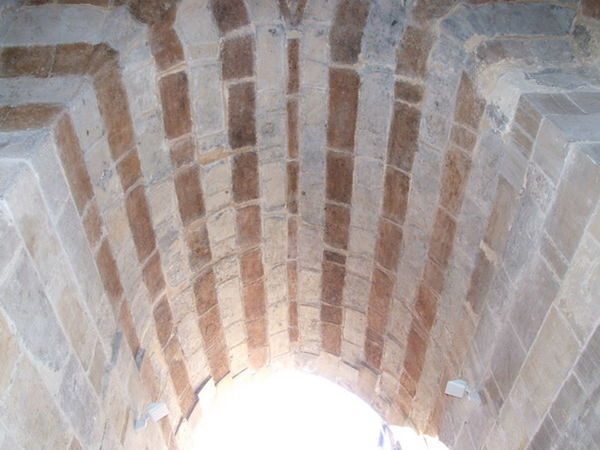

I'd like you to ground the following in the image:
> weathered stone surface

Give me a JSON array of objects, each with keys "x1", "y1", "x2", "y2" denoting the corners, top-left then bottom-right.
[
  {"x1": 0, "y1": 252, "x2": 69, "y2": 371},
  {"x1": 159, "y1": 71, "x2": 192, "y2": 139},
  {"x1": 222, "y1": 35, "x2": 254, "y2": 80},
  {"x1": 228, "y1": 81, "x2": 256, "y2": 149},
  {"x1": 327, "y1": 68, "x2": 360, "y2": 150},
  {"x1": 329, "y1": 0, "x2": 370, "y2": 64},
  {"x1": 0, "y1": 358, "x2": 70, "y2": 449}
]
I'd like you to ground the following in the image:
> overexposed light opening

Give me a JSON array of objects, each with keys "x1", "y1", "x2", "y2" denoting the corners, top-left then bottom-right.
[{"x1": 190, "y1": 369, "x2": 448, "y2": 450}]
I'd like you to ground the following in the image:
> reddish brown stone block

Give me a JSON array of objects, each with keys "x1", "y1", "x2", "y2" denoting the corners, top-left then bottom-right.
[
  {"x1": 93, "y1": 68, "x2": 135, "y2": 160},
  {"x1": 394, "y1": 80, "x2": 424, "y2": 104},
  {"x1": 324, "y1": 249, "x2": 346, "y2": 264},
  {"x1": 329, "y1": 0, "x2": 370, "y2": 64},
  {"x1": 367, "y1": 315, "x2": 385, "y2": 345},
  {"x1": 582, "y1": 0, "x2": 600, "y2": 19},
  {"x1": 387, "y1": 102, "x2": 421, "y2": 172},
  {"x1": 287, "y1": 161, "x2": 299, "y2": 214},
  {"x1": 411, "y1": 0, "x2": 454, "y2": 24},
  {"x1": 240, "y1": 248, "x2": 264, "y2": 283},
  {"x1": 164, "y1": 337, "x2": 192, "y2": 398},
  {"x1": 186, "y1": 222, "x2": 212, "y2": 270},
  {"x1": 322, "y1": 322, "x2": 341, "y2": 355},
  {"x1": 423, "y1": 259, "x2": 444, "y2": 295},
  {"x1": 511, "y1": 126, "x2": 534, "y2": 158},
  {"x1": 243, "y1": 280, "x2": 266, "y2": 320},
  {"x1": 321, "y1": 304, "x2": 343, "y2": 325},
  {"x1": 237, "y1": 205, "x2": 261, "y2": 248},
  {"x1": 321, "y1": 260, "x2": 345, "y2": 306},
  {"x1": 369, "y1": 267, "x2": 393, "y2": 314},
  {"x1": 119, "y1": 302, "x2": 140, "y2": 356},
  {"x1": 287, "y1": 218, "x2": 297, "y2": 259},
  {"x1": 403, "y1": 326, "x2": 427, "y2": 382},
  {"x1": 174, "y1": 165, "x2": 205, "y2": 225},
  {"x1": 55, "y1": 114, "x2": 95, "y2": 214},
  {"x1": 169, "y1": 136, "x2": 195, "y2": 168},
  {"x1": 159, "y1": 71, "x2": 192, "y2": 139},
  {"x1": 228, "y1": 81, "x2": 256, "y2": 149},
  {"x1": 399, "y1": 370, "x2": 417, "y2": 398},
  {"x1": 232, "y1": 151, "x2": 259, "y2": 202},
  {"x1": 395, "y1": 26, "x2": 433, "y2": 78},
  {"x1": 449, "y1": 125, "x2": 477, "y2": 153},
  {"x1": 0, "y1": 45, "x2": 54, "y2": 77},
  {"x1": 150, "y1": 23, "x2": 184, "y2": 71},
  {"x1": 95, "y1": 238, "x2": 123, "y2": 308},
  {"x1": 439, "y1": 147, "x2": 471, "y2": 217},
  {"x1": 206, "y1": 339, "x2": 229, "y2": 381},
  {"x1": 222, "y1": 35, "x2": 254, "y2": 80},
  {"x1": 0, "y1": 104, "x2": 62, "y2": 131},
  {"x1": 199, "y1": 306, "x2": 223, "y2": 349},
  {"x1": 289, "y1": 300, "x2": 298, "y2": 325},
  {"x1": 483, "y1": 177, "x2": 518, "y2": 252},
  {"x1": 382, "y1": 167, "x2": 410, "y2": 224},
  {"x1": 87, "y1": 43, "x2": 119, "y2": 77},
  {"x1": 247, "y1": 317, "x2": 268, "y2": 348},
  {"x1": 465, "y1": 250, "x2": 495, "y2": 315},
  {"x1": 327, "y1": 68, "x2": 360, "y2": 150},
  {"x1": 82, "y1": 202, "x2": 103, "y2": 247},
  {"x1": 324, "y1": 203, "x2": 350, "y2": 249},
  {"x1": 143, "y1": 252, "x2": 166, "y2": 301},
  {"x1": 428, "y1": 209, "x2": 456, "y2": 268},
  {"x1": 116, "y1": 149, "x2": 142, "y2": 192},
  {"x1": 326, "y1": 151, "x2": 354, "y2": 204},
  {"x1": 53, "y1": 43, "x2": 95, "y2": 75},
  {"x1": 287, "y1": 99, "x2": 299, "y2": 158},
  {"x1": 514, "y1": 97, "x2": 542, "y2": 138},
  {"x1": 287, "y1": 261, "x2": 298, "y2": 300},
  {"x1": 125, "y1": 185, "x2": 157, "y2": 262},
  {"x1": 375, "y1": 220, "x2": 402, "y2": 271},
  {"x1": 414, "y1": 285, "x2": 437, "y2": 332},
  {"x1": 153, "y1": 296, "x2": 173, "y2": 347},
  {"x1": 248, "y1": 346, "x2": 269, "y2": 370},
  {"x1": 193, "y1": 268, "x2": 218, "y2": 315},
  {"x1": 454, "y1": 73, "x2": 485, "y2": 130},
  {"x1": 365, "y1": 339, "x2": 383, "y2": 371},
  {"x1": 289, "y1": 325, "x2": 299, "y2": 343},
  {"x1": 210, "y1": 0, "x2": 249, "y2": 34},
  {"x1": 287, "y1": 39, "x2": 299, "y2": 94}
]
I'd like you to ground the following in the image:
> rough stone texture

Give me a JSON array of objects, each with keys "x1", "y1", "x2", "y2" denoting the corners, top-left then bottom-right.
[{"x1": 0, "y1": 2, "x2": 600, "y2": 449}]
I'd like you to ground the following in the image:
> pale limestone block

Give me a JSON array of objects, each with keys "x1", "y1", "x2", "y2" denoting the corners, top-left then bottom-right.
[
  {"x1": 102, "y1": 6, "x2": 147, "y2": 54},
  {"x1": 0, "y1": 358, "x2": 70, "y2": 449},
  {"x1": 298, "y1": 225, "x2": 323, "y2": 270},
  {"x1": 348, "y1": 226, "x2": 377, "y2": 256},
  {"x1": 0, "y1": 76, "x2": 83, "y2": 107},
  {"x1": 207, "y1": 208, "x2": 236, "y2": 244},
  {"x1": 270, "y1": 330, "x2": 290, "y2": 358},
  {"x1": 85, "y1": 139, "x2": 121, "y2": 213},
  {"x1": 229, "y1": 342, "x2": 249, "y2": 376},
  {"x1": 557, "y1": 234, "x2": 600, "y2": 342},
  {"x1": 1, "y1": 6, "x2": 108, "y2": 45},
  {"x1": 147, "y1": 178, "x2": 180, "y2": 232},
  {"x1": 298, "y1": 269, "x2": 321, "y2": 305},
  {"x1": 135, "y1": 111, "x2": 171, "y2": 184},
  {"x1": 160, "y1": 235, "x2": 191, "y2": 289},
  {"x1": 268, "y1": 301, "x2": 288, "y2": 335},
  {"x1": 343, "y1": 309, "x2": 366, "y2": 346},
  {"x1": 0, "y1": 311, "x2": 20, "y2": 395},
  {"x1": 298, "y1": 304, "x2": 320, "y2": 342},
  {"x1": 341, "y1": 340, "x2": 363, "y2": 368},
  {"x1": 218, "y1": 279, "x2": 244, "y2": 328},
  {"x1": 175, "y1": 0, "x2": 219, "y2": 50},
  {"x1": 345, "y1": 254, "x2": 373, "y2": 282},
  {"x1": 124, "y1": 64, "x2": 159, "y2": 120},
  {"x1": 343, "y1": 273, "x2": 370, "y2": 313},
  {"x1": 214, "y1": 256, "x2": 239, "y2": 285},
  {"x1": 0, "y1": 203, "x2": 21, "y2": 276},
  {"x1": 263, "y1": 215, "x2": 286, "y2": 265},
  {"x1": 351, "y1": 185, "x2": 380, "y2": 232},
  {"x1": 210, "y1": 234, "x2": 237, "y2": 261},
  {"x1": 260, "y1": 162, "x2": 286, "y2": 212},
  {"x1": 361, "y1": 0, "x2": 405, "y2": 66},
  {"x1": 265, "y1": 264, "x2": 287, "y2": 305},
  {"x1": 190, "y1": 62, "x2": 225, "y2": 137},
  {"x1": 246, "y1": 0, "x2": 282, "y2": 22},
  {"x1": 256, "y1": 24, "x2": 285, "y2": 92}
]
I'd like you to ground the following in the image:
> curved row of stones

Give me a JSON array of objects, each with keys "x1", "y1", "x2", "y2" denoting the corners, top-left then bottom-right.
[{"x1": 0, "y1": 0, "x2": 599, "y2": 449}]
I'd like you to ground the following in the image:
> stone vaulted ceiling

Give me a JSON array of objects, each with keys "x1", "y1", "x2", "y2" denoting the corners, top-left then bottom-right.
[{"x1": 0, "y1": 0, "x2": 599, "y2": 449}]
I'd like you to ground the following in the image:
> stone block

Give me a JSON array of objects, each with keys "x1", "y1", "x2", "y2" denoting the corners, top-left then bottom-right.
[
  {"x1": 545, "y1": 145, "x2": 600, "y2": 261},
  {"x1": 0, "y1": 358, "x2": 70, "y2": 449},
  {"x1": 0, "y1": 251, "x2": 69, "y2": 371},
  {"x1": 532, "y1": 119, "x2": 569, "y2": 185}
]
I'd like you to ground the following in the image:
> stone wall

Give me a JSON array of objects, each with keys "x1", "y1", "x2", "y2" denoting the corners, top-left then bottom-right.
[{"x1": 0, "y1": 1, "x2": 598, "y2": 449}]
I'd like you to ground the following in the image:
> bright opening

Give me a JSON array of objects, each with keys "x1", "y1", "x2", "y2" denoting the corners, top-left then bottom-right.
[{"x1": 190, "y1": 369, "x2": 449, "y2": 450}]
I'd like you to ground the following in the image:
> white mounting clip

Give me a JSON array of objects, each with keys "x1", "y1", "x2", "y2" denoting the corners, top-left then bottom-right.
[
  {"x1": 134, "y1": 402, "x2": 170, "y2": 431},
  {"x1": 444, "y1": 380, "x2": 481, "y2": 404}
]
